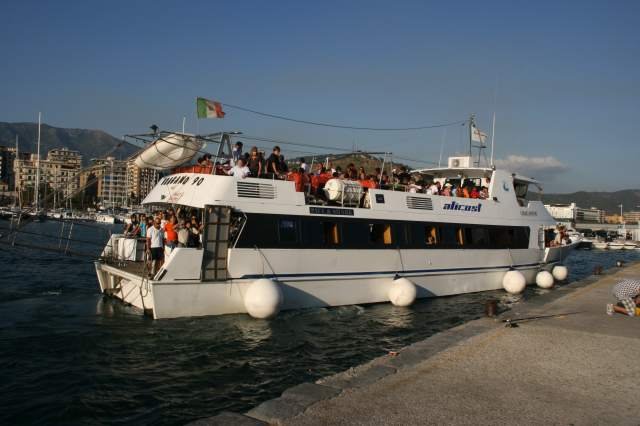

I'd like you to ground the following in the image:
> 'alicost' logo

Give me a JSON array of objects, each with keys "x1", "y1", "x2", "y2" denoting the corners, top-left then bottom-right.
[{"x1": 443, "y1": 201, "x2": 482, "y2": 212}]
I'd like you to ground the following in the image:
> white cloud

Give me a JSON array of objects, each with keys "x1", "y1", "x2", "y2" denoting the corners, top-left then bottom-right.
[{"x1": 494, "y1": 155, "x2": 568, "y2": 179}]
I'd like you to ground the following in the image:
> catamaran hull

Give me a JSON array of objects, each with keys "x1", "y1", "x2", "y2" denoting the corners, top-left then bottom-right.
[{"x1": 95, "y1": 246, "x2": 563, "y2": 319}]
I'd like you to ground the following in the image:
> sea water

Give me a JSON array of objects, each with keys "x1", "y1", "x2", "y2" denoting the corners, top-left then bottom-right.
[{"x1": 1, "y1": 221, "x2": 638, "y2": 425}]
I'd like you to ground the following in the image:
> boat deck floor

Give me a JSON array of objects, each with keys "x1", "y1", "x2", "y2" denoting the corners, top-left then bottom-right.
[{"x1": 101, "y1": 260, "x2": 149, "y2": 278}]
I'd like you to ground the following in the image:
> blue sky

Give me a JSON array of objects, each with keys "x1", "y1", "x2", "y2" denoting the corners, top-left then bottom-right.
[{"x1": 1, "y1": 0, "x2": 638, "y2": 192}]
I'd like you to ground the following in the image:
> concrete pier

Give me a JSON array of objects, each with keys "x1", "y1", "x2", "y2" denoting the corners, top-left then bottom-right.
[{"x1": 190, "y1": 262, "x2": 640, "y2": 426}]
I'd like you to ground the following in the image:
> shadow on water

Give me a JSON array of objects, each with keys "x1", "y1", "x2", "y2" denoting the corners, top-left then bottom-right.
[{"x1": 1, "y1": 222, "x2": 638, "y2": 425}]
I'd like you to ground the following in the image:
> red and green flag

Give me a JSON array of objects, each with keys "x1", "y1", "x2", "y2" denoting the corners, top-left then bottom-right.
[{"x1": 196, "y1": 97, "x2": 225, "y2": 119}]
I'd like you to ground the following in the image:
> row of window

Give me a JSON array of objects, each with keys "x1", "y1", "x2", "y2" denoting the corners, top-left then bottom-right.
[{"x1": 234, "y1": 214, "x2": 531, "y2": 250}]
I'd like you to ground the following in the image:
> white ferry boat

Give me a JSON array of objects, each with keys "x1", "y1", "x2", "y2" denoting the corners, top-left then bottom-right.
[{"x1": 95, "y1": 131, "x2": 574, "y2": 319}]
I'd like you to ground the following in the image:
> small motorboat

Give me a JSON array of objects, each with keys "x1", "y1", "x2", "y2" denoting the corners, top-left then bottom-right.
[
  {"x1": 592, "y1": 241, "x2": 609, "y2": 250},
  {"x1": 608, "y1": 240, "x2": 626, "y2": 250}
]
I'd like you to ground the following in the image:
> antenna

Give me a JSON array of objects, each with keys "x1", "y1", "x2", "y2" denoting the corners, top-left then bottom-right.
[{"x1": 438, "y1": 128, "x2": 447, "y2": 167}]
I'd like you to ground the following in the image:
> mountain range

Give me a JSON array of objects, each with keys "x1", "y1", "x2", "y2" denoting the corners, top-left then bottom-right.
[{"x1": 0, "y1": 122, "x2": 139, "y2": 165}]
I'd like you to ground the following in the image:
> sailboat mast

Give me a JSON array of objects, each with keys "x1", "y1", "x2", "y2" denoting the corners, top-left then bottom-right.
[
  {"x1": 34, "y1": 112, "x2": 41, "y2": 210},
  {"x1": 109, "y1": 159, "x2": 113, "y2": 212},
  {"x1": 14, "y1": 135, "x2": 19, "y2": 208}
]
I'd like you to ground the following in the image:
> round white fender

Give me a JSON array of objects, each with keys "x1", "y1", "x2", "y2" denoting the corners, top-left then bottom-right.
[
  {"x1": 388, "y1": 277, "x2": 417, "y2": 307},
  {"x1": 535, "y1": 270, "x2": 554, "y2": 289},
  {"x1": 552, "y1": 265, "x2": 568, "y2": 281},
  {"x1": 502, "y1": 269, "x2": 526, "y2": 294},
  {"x1": 244, "y1": 278, "x2": 283, "y2": 319}
]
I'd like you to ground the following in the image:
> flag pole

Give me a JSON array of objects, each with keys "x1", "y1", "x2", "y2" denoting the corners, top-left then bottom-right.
[
  {"x1": 490, "y1": 112, "x2": 496, "y2": 167},
  {"x1": 182, "y1": 115, "x2": 186, "y2": 133},
  {"x1": 468, "y1": 114, "x2": 474, "y2": 157}
]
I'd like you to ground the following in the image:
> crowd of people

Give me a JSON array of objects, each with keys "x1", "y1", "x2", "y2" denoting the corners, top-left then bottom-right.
[
  {"x1": 192, "y1": 142, "x2": 491, "y2": 200},
  {"x1": 122, "y1": 208, "x2": 203, "y2": 276}
]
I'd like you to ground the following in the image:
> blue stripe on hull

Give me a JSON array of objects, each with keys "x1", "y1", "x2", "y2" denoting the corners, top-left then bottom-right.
[{"x1": 239, "y1": 262, "x2": 544, "y2": 280}]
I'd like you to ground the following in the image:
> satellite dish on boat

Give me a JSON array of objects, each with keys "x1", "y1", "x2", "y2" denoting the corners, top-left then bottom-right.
[{"x1": 134, "y1": 133, "x2": 204, "y2": 170}]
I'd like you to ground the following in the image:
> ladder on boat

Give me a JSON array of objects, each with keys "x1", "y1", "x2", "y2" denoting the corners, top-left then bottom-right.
[{"x1": 201, "y1": 205, "x2": 231, "y2": 281}]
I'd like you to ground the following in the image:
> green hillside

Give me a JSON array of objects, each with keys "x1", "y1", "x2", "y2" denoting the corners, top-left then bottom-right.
[{"x1": 0, "y1": 122, "x2": 139, "y2": 165}]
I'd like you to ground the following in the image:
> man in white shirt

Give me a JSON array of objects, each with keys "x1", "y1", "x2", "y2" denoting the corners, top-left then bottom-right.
[
  {"x1": 146, "y1": 218, "x2": 165, "y2": 277},
  {"x1": 228, "y1": 158, "x2": 250, "y2": 179}
]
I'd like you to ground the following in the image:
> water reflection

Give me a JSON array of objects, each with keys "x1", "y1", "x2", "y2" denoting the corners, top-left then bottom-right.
[{"x1": 234, "y1": 317, "x2": 274, "y2": 347}]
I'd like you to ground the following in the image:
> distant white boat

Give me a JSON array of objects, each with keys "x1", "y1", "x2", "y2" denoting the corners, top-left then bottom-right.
[
  {"x1": 96, "y1": 213, "x2": 117, "y2": 224},
  {"x1": 608, "y1": 241, "x2": 626, "y2": 250},
  {"x1": 592, "y1": 241, "x2": 609, "y2": 250}
]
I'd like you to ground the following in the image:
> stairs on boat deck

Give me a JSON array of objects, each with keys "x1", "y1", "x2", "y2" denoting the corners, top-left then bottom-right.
[{"x1": 201, "y1": 205, "x2": 231, "y2": 281}]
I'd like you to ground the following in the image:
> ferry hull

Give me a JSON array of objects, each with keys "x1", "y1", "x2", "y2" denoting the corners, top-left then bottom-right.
[{"x1": 95, "y1": 247, "x2": 557, "y2": 319}]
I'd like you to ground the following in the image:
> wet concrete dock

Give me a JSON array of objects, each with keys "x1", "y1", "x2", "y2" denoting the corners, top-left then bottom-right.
[{"x1": 190, "y1": 262, "x2": 640, "y2": 425}]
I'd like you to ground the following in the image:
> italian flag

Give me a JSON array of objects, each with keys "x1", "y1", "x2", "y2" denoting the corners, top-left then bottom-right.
[{"x1": 196, "y1": 97, "x2": 225, "y2": 119}]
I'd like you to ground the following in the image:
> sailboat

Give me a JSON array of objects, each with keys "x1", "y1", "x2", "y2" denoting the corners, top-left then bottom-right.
[
  {"x1": 30, "y1": 113, "x2": 46, "y2": 222},
  {"x1": 95, "y1": 158, "x2": 119, "y2": 224}
]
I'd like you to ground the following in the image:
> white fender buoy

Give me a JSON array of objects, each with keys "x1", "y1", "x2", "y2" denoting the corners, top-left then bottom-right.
[
  {"x1": 388, "y1": 277, "x2": 417, "y2": 307},
  {"x1": 244, "y1": 278, "x2": 283, "y2": 319},
  {"x1": 502, "y1": 269, "x2": 526, "y2": 294},
  {"x1": 552, "y1": 265, "x2": 568, "y2": 281},
  {"x1": 535, "y1": 270, "x2": 554, "y2": 289}
]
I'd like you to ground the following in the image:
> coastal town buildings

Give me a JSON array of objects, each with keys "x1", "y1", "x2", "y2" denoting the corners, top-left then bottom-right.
[
  {"x1": 79, "y1": 157, "x2": 159, "y2": 207},
  {"x1": 544, "y1": 203, "x2": 606, "y2": 224},
  {"x1": 0, "y1": 145, "x2": 17, "y2": 190},
  {"x1": 42, "y1": 148, "x2": 82, "y2": 198},
  {"x1": 79, "y1": 157, "x2": 128, "y2": 207},
  {"x1": 605, "y1": 214, "x2": 623, "y2": 224},
  {"x1": 622, "y1": 211, "x2": 640, "y2": 224},
  {"x1": 13, "y1": 147, "x2": 82, "y2": 199},
  {"x1": 126, "y1": 159, "x2": 159, "y2": 204}
]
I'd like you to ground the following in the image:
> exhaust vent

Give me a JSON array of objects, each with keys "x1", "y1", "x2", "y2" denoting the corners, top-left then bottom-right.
[
  {"x1": 406, "y1": 196, "x2": 433, "y2": 210},
  {"x1": 237, "y1": 181, "x2": 277, "y2": 199}
]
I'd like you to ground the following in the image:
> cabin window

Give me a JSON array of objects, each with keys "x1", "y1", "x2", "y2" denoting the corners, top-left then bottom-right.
[
  {"x1": 322, "y1": 222, "x2": 341, "y2": 245},
  {"x1": 512, "y1": 227, "x2": 530, "y2": 249},
  {"x1": 278, "y1": 219, "x2": 298, "y2": 243},
  {"x1": 468, "y1": 227, "x2": 490, "y2": 247},
  {"x1": 342, "y1": 222, "x2": 369, "y2": 246},
  {"x1": 440, "y1": 225, "x2": 458, "y2": 247},
  {"x1": 514, "y1": 181, "x2": 528, "y2": 198},
  {"x1": 425, "y1": 225, "x2": 438, "y2": 245},
  {"x1": 489, "y1": 228, "x2": 511, "y2": 249},
  {"x1": 369, "y1": 223, "x2": 393, "y2": 245}
]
